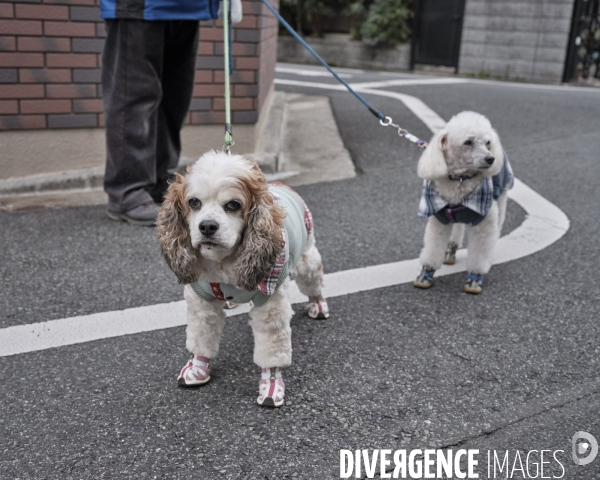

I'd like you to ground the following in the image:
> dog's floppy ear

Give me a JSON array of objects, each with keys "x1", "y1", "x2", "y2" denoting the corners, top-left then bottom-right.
[
  {"x1": 233, "y1": 165, "x2": 285, "y2": 292},
  {"x1": 156, "y1": 172, "x2": 199, "y2": 284},
  {"x1": 485, "y1": 128, "x2": 505, "y2": 177},
  {"x1": 417, "y1": 130, "x2": 449, "y2": 179}
]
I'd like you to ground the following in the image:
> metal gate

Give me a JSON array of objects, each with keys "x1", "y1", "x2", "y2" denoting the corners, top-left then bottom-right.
[
  {"x1": 563, "y1": 0, "x2": 600, "y2": 82},
  {"x1": 410, "y1": 0, "x2": 466, "y2": 71}
]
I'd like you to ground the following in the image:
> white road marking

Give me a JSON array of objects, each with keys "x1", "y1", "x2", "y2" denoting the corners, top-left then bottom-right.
[
  {"x1": 274, "y1": 79, "x2": 447, "y2": 133},
  {"x1": 275, "y1": 66, "x2": 353, "y2": 78},
  {"x1": 0, "y1": 179, "x2": 569, "y2": 358},
  {"x1": 349, "y1": 78, "x2": 470, "y2": 89},
  {"x1": 274, "y1": 78, "x2": 347, "y2": 90},
  {"x1": 277, "y1": 63, "x2": 365, "y2": 75},
  {"x1": 0, "y1": 79, "x2": 570, "y2": 357},
  {"x1": 358, "y1": 87, "x2": 448, "y2": 133},
  {"x1": 467, "y1": 78, "x2": 600, "y2": 94}
]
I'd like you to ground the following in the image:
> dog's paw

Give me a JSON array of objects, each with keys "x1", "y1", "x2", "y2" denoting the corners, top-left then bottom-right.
[
  {"x1": 413, "y1": 267, "x2": 435, "y2": 289},
  {"x1": 178, "y1": 355, "x2": 211, "y2": 387},
  {"x1": 464, "y1": 273, "x2": 483, "y2": 294},
  {"x1": 257, "y1": 367, "x2": 285, "y2": 408},
  {"x1": 307, "y1": 297, "x2": 329, "y2": 320}
]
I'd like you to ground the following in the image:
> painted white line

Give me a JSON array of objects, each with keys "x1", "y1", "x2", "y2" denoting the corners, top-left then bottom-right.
[
  {"x1": 0, "y1": 79, "x2": 570, "y2": 357},
  {"x1": 349, "y1": 78, "x2": 470, "y2": 89},
  {"x1": 274, "y1": 79, "x2": 446, "y2": 132},
  {"x1": 276, "y1": 66, "x2": 353, "y2": 78},
  {"x1": 467, "y1": 78, "x2": 600, "y2": 94},
  {"x1": 0, "y1": 178, "x2": 568, "y2": 358},
  {"x1": 277, "y1": 62, "x2": 600, "y2": 94},
  {"x1": 277, "y1": 63, "x2": 365, "y2": 75},
  {"x1": 358, "y1": 87, "x2": 448, "y2": 133},
  {"x1": 274, "y1": 78, "x2": 346, "y2": 90}
]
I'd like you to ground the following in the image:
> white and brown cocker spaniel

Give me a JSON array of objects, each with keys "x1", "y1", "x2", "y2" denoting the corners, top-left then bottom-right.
[{"x1": 157, "y1": 151, "x2": 329, "y2": 407}]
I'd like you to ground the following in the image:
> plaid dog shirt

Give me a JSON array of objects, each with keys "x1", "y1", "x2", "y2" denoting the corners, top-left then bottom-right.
[{"x1": 418, "y1": 153, "x2": 514, "y2": 225}]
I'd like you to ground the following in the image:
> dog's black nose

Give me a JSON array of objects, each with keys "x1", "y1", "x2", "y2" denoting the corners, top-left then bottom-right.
[
  {"x1": 199, "y1": 219, "x2": 219, "y2": 237},
  {"x1": 485, "y1": 156, "x2": 495, "y2": 165}
]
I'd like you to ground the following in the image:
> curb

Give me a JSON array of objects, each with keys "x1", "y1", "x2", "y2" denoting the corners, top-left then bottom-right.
[
  {"x1": 0, "y1": 90, "x2": 287, "y2": 198},
  {"x1": 0, "y1": 89, "x2": 354, "y2": 208},
  {"x1": 0, "y1": 166, "x2": 105, "y2": 196}
]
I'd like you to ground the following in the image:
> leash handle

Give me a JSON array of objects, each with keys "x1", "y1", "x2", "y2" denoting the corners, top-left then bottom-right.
[{"x1": 223, "y1": 0, "x2": 233, "y2": 154}]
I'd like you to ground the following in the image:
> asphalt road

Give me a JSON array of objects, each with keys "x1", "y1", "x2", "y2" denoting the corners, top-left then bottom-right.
[{"x1": 1, "y1": 64, "x2": 600, "y2": 479}]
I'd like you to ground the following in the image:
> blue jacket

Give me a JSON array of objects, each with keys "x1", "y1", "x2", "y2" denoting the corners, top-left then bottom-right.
[{"x1": 101, "y1": 0, "x2": 220, "y2": 21}]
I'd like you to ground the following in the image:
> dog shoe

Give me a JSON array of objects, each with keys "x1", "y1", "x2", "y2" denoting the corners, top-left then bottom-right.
[
  {"x1": 307, "y1": 296, "x2": 329, "y2": 320},
  {"x1": 257, "y1": 367, "x2": 285, "y2": 407},
  {"x1": 178, "y1": 355, "x2": 211, "y2": 387},
  {"x1": 413, "y1": 267, "x2": 435, "y2": 289},
  {"x1": 443, "y1": 242, "x2": 458, "y2": 265},
  {"x1": 464, "y1": 273, "x2": 483, "y2": 294}
]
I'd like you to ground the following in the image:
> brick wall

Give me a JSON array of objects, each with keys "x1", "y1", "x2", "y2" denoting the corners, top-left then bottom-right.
[
  {"x1": 0, "y1": 0, "x2": 279, "y2": 131},
  {"x1": 458, "y1": 0, "x2": 574, "y2": 83}
]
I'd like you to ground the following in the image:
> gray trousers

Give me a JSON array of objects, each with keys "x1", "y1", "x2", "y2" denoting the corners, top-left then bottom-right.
[{"x1": 102, "y1": 19, "x2": 199, "y2": 212}]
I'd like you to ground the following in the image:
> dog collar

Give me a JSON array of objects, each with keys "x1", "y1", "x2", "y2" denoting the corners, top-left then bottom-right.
[{"x1": 448, "y1": 173, "x2": 478, "y2": 182}]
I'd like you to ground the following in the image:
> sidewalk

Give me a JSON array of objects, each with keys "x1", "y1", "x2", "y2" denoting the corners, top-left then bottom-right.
[{"x1": 0, "y1": 91, "x2": 355, "y2": 212}]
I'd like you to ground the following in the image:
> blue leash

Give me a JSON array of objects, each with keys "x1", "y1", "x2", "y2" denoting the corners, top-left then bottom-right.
[
  {"x1": 260, "y1": 0, "x2": 384, "y2": 121},
  {"x1": 260, "y1": 0, "x2": 429, "y2": 149}
]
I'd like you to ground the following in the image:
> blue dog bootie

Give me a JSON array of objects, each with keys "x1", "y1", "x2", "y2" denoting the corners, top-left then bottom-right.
[
  {"x1": 464, "y1": 273, "x2": 483, "y2": 294},
  {"x1": 414, "y1": 266, "x2": 435, "y2": 289}
]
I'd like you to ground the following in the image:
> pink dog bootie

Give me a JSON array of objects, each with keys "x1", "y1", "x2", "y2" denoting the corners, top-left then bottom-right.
[
  {"x1": 257, "y1": 367, "x2": 285, "y2": 407},
  {"x1": 307, "y1": 296, "x2": 329, "y2": 320},
  {"x1": 178, "y1": 355, "x2": 211, "y2": 387}
]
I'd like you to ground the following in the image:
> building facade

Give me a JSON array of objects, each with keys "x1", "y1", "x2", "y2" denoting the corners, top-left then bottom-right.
[
  {"x1": 0, "y1": 0, "x2": 279, "y2": 131},
  {"x1": 458, "y1": 0, "x2": 575, "y2": 83}
]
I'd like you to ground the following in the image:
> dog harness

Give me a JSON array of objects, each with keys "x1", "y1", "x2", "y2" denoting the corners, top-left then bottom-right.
[
  {"x1": 418, "y1": 153, "x2": 514, "y2": 226},
  {"x1": 190, "y1": 184, "x2": 313, "y2": 307}
]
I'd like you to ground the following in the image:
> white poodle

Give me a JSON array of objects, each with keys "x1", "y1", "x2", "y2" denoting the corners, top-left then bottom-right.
[
  {"x1": 156, "y1": 151, "x2": 329, "y2": 407},
  {"x1": 413, "y1": 111, "x2": 514, "y2": 294}
]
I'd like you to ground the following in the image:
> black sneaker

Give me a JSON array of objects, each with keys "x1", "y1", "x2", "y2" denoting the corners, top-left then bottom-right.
[{"x1": 107, "y1": 201, "x2": 159, "y2": 226}]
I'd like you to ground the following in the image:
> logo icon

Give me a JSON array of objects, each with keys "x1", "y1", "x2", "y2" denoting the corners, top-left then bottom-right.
[{"x1": 572, "y1": 431, "x2": 598, "y2": 466}]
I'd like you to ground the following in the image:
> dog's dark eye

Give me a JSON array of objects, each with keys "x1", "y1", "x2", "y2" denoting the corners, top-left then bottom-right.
[
  {"x1": 224, "y1": 200, "x2": 241, "y2": 213},
  {"x1": 188, "y1": 198, "x2": 202, "y2": 210},
  {"x1": 486, "y1": 140, "x2": 491, "y2": 146},
  {"x1": 464, "y1": 140, "x2": 473, "y2": 146}
]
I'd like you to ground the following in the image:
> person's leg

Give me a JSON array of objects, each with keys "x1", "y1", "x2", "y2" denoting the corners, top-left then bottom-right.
[
  {"x1": 149, "y1": 20, "x2": 199, "y2": 204},
  {"x1": 102, "y1": 19, "x2": 165, "y2": 214}
]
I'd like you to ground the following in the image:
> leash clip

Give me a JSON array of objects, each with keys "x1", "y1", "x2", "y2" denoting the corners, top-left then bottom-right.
[
  {"x1": 381, "y1": 116, "x2": 429, "y2": 150},
  {"x1": 222, "y1": 140, "x2": 234, "y2": 155},
  {"x1": 379, "y1": 116, "x2": 393, "y2": 127}
]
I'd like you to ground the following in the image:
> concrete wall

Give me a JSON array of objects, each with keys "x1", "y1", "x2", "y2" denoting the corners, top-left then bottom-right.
[
  {"x1": 458, "y1": 0, "x2": 575, "y2": 83},
  {"x1": 0, "y1": 0, "x2": 279, "y2": 131},
  {"x1": 278, "y1": 34, "x2": 410, "y2": 71}
]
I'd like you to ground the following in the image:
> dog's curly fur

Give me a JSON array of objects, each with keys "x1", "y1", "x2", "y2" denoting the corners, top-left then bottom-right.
[
  {"x1": 157, "y1": 166, "x2": 198, "y2": 285},
  {"x1": 417, "y1": 111, "x2": 509, "y2": 278}
]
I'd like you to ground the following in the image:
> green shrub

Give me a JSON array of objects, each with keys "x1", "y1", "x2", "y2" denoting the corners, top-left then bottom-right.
[{"x1": 360, "y1": 0, "x2": 412, "y2": 47}]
